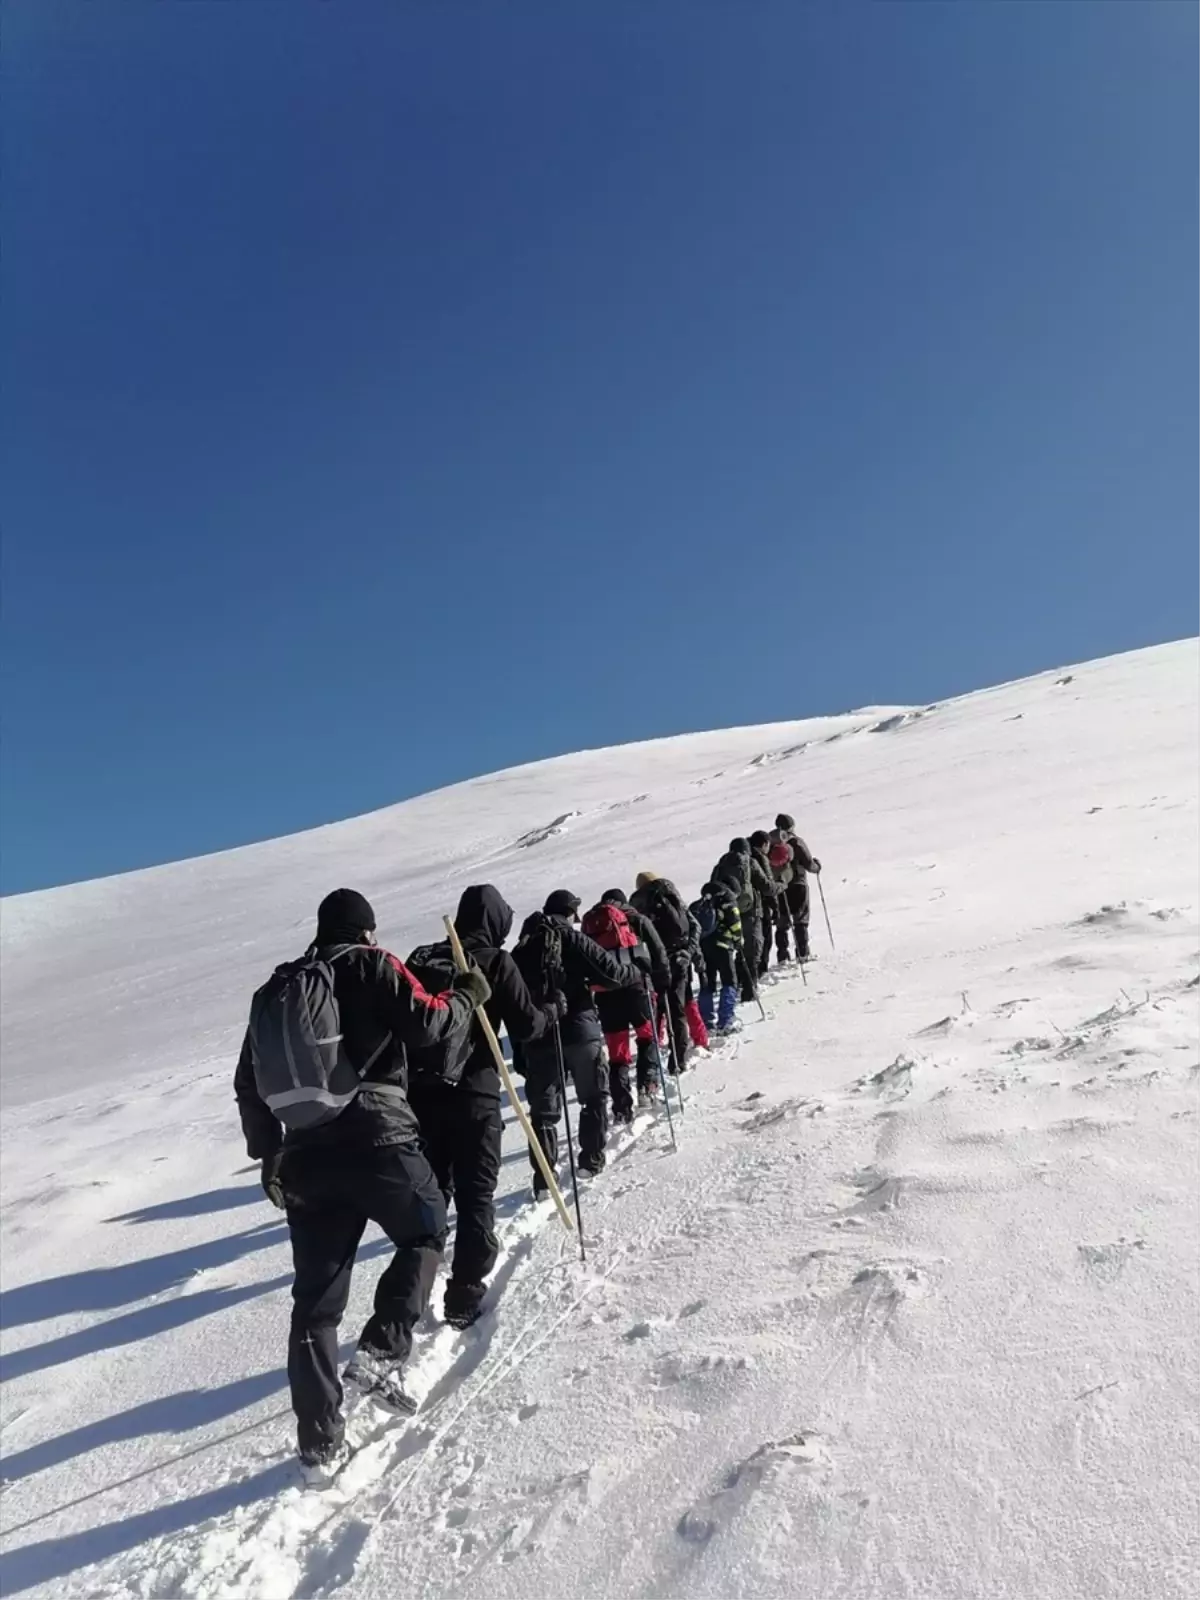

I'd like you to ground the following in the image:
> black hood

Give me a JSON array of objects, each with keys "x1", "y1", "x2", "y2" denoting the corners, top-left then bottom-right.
[
  {"x1": 729, "y1": 837, "x2": 750, "y2": 855},
  {"x1": 703, "y1": 881, "x2": 736, "y2": 907},
  {"x1": 455, "y1": 883, "x2": 514, "y2": 949}
]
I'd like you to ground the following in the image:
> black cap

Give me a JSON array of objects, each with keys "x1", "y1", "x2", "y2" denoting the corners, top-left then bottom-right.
[
  {"x1": 600, "y1": 888, "x2": 627, "y2": 906},
  {"x1": 316, "y1": 888, "x2": 376, "y2": 944},
  {"x1": 749, "y1": 830, "x2": 770, "y2": 848},
  {"x1": 775, "y1": 813, "x2": 794, "y2": 830},
  {"x1": 543, "y1": 889, "x2": 581, "y2": 919}
]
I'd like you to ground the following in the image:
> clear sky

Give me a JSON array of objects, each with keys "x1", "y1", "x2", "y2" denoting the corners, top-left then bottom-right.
[{"x1": 2, "y1": 2, "x2": 1196, "y2": 895}]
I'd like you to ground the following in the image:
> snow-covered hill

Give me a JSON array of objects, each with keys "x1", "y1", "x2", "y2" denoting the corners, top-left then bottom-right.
[{"x1": 1, "y1": 640, "x2": 1196, "y2": 1600}]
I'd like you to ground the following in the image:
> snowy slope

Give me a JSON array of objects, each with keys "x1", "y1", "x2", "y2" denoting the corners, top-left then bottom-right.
[{"x1": 1, "y1": 641, "x2": 1196, "y2": 1600}]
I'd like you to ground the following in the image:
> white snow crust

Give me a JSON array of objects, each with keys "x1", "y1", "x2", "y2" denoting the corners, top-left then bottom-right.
[{"x1": 0, "y1": 640, "x2": 1196, "y2": 1600}]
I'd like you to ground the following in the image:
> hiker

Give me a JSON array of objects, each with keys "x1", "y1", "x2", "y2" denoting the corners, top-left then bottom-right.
[
  {"x1": 405, "y1": 885, "x2": 564, "y2": 1329},
  {"x1": 711, "y1": 837, "x2": 771, "y2": 1001},
  {"x1": 690, "y1": 881, "x2": 743, "y2": 1034},
  {"x1": 748, "y1": 830, "x2": 781, "y2": 977},
  {"x1": 768, "y1": 813, "x2": 822, "y2": 960},
  {"x1": 234, "y1": 888, "x2": 489, "y2": 1469},
  {"x1": 512, "y1": 890, "x2": 641, "y2": 1184},
  {"x1": 586, "y1": 890, "x2": 667, "y2": 1116},
  {"x1": 629, "y1": 871, "x2": 695, "y2": 1073}
]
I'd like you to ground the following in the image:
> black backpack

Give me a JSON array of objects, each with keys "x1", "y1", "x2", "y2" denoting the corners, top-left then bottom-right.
[
  {"x1": 514, "y1": 914, "x2": 565, "y2": 1006},
  {"x1": 642, "y1": 880, "x2": 692, "y2": 950},
  {"x1": 404, "y1": 942, "x2": 476, "y2": 1088}
]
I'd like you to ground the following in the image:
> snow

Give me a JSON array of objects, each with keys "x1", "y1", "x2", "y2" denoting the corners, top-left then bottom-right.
[{"x1": 1, "y1": 640, "x2": 1196, "y2": 1600}]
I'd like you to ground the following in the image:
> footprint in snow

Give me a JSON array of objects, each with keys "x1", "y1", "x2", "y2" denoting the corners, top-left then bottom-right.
[
  {"x1": 677, "y1": 1434, "x2": 832, "y2": 1548},
  {"x1": 1078, "y1": 1237, "x2": 1146, "y2": 1283}
]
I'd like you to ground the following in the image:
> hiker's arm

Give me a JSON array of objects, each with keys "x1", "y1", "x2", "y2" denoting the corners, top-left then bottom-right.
[
  {"x1": 791, "y1": 837, "x2": 818, "y2": 873},
  {"x1": 572, "y1": 929, "x2": 643, "y2": 990},
  {"x1": 234, "y1": 1030, "x2": 281, "y2": 1160},
  {"x1": 379, "y1": 950, "x2": 480, "y2": 1047},
  {"x1": 494, "y1": 952, "x2": 555, "y2": 1044}
]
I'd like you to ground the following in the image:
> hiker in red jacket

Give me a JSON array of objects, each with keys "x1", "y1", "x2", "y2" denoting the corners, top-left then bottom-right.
[{"x1": 584, "y1": 892, "x2": 665, "y2": 1120}]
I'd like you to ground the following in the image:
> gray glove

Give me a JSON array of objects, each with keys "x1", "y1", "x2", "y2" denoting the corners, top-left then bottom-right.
[{"x1": 452, "y1": 967, "x2": 492, "y2": 1009}]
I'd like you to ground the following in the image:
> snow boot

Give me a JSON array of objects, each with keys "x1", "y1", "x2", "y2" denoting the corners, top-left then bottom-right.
[
  {"x1": 343, "y1": 1346, "x2": 418, "y2": 1416},
  {"x1": 717, "y1": 985, "x2": 738, "y2": 1032},
  {"x1": 578, "y1": 1149, "x2": 606, "y2": 1177},
  {"x1": 299, "y1": 1432, "x2": 347, "y2": 1472},
  {"x1": 444, "y1": 1280, "x2": 487, "y2": 1331}
]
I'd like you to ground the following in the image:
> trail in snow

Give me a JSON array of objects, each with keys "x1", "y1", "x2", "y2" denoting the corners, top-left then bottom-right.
[{"x1": 0, "y1": 641, "x2": 1196, "y2": 1600}]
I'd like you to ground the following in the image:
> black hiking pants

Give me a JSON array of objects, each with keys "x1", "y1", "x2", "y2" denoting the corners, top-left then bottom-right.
[
  {"x1": 776, "y1": 877, "x2": 811, "y2": 959},
  {"x1": 522, "y1": 1018, "x2": 609, "y2": 1178},
  {"x1": 410, "y1": 1085, "x2": 503, "y2": 1289},
  {"x1": 281, "y1": 1141, "x2": 446, "y2": 1457},
  {"x1": 739, "y1": 911, "x2": 763, "y2": 1000},
  {"x1": 658, "y1": 950, "x2": 691, "y2": 1073}
]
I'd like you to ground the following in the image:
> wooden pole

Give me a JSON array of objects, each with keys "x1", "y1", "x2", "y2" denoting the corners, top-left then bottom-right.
[{"x1": 443, "y1": 915, "x2": 575, "y2": 1235}]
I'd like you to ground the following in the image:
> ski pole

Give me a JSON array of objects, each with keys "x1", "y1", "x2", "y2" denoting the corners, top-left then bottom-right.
[
  {"x1": 816, "y1": 874, "x2": 835, "y2": 952},
  {"x1": 644, "y1": 983, "x2": 677, "y2": 1152},
  {"x1": 551, "y1": 1020, "x2": 587, "y2": 1262},
  {"x1": 660, "y1": 988, "x2": 686, "y2": 1115},
  {"x1": 443, "y1": 915, "x2": 575, "y2": 1238}
]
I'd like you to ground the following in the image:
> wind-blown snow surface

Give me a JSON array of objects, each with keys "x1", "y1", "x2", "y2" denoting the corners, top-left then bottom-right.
[{"x1": 1, "y1": 641, "x2": 1197, "y2": 1600}]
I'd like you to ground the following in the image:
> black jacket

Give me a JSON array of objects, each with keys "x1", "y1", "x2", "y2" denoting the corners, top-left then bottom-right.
[
  {"x1": 408, "y1": 885, "x2": 555, "y2": 1101},
  {"x1": 712, "y1": 849, "x2": 753, "y2": 912},
  {"x1": 513, "y1": 912, "x2": 639, "y2": 1044},
  {"x1": 629, "y1": 878, "x2": 692, "y2": 956},
  {"x1": 748, "y1": 848, "x2": 777, "y2": 909},
  {"x1": 234, "y1": 942, "x2": 477, "y2": 1159}
]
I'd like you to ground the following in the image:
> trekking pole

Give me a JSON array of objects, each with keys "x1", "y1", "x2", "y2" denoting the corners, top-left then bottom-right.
[
  {"x1": 660, "y1": 993, "x2": 687, "y2": 1115},
  {"x1": 443, "y1": 915, "x2": 575, "y2": 1238},
  {"x1": 644, "y1": 982, "x2": 678, "y2": 1152},
  {"x1": 816, "y1": 874, "x2": 835, "y2": 952},
  {"x1": 551, "y1": 1021, "x2": 587, "y2": 1262}
]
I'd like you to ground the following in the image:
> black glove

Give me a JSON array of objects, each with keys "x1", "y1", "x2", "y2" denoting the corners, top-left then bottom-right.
[
  {"x1": 811, "y1": 858, "x2": 822, "y2": 874},
  {"x1": 549, "y1": 989, "x2": 569, "y2": 1018},
  {"x1": 652, "y1": 969, "x2": 670, "y2": 996},
  {"x1": 261, "y1": 1151, "x2": 286, "y2": 1210},
  {"x1": 452, "y1": 967, "x2": 492, "y2": 1008}
]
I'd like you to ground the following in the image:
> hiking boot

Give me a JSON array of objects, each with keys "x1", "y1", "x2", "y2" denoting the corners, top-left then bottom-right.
[
  {"x1": 298, "y1": 1433, "x2": 347, "y2": 1474},
  {"x1": 578, "y1": 1150, "x2": 606, "y2": 1177},
  {"x1": 613, "y1": 1106, "x2": 634, "y2": 1127},
  {"x1": 636, "y1": 1088, "x2": 653, "y2": 1111},
  {"x1": 444, "y1": 1280, "x2": 486, "y2": 1331},
  {"x1": 343, "y1": 1346, "x2": 418, "y2": 1415}
]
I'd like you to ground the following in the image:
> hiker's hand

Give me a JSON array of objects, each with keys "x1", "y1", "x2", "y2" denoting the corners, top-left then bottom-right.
[
  {"x1": 811, "y1": 858, "x2": 822, "y2": 874},
  {"x1": 261, "y1": 1152, "x2": 286, "y2": 1210},
  {"x1": 452, "y1": 967, "x2": 492, "y2": 1009},
  {"x1": 549, "y1": 989, "x2": 569, "y2": 1019}
]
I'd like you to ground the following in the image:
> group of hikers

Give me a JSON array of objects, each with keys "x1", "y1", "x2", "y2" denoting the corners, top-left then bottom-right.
[{"x1": 235, "y1": 813, "x2": 821, "y2": 1469}]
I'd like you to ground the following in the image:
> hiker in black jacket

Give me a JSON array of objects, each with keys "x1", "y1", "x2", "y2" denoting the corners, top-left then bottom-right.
[
  {"x1": 711, "y1": 839, "x2": 766, "y2": 1002},
  {"x1": 512, "y1": 890, "x2": 641, "y2": 1184},
  {"x1": 770, "y1": 812, "x2": 822, "y2": 960},
  {"x1": 749, "y1": 831, "x2": 780, "y2": 977},
  {"x1": 406, "y1": 885, "x2": 562, "y2": 1329},
  {"x1": 234, "y1": 888, "x2": 488, "y2": 1469},
  {"x1": 630, "y1": 872, "x2": 694, "y2": 1073}
]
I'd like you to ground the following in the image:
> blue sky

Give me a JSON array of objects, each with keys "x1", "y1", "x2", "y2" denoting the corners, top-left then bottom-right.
[{"x1": 2, "y1": 2, "x2": 1196, "y2": 895}]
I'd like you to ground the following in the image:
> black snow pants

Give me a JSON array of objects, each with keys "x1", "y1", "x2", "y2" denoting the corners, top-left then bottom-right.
[
  {"x1": 659, "y1": 949, "x2": 691, "y2": 1073},
  {"x1": 281, "y1": 1141, "x2": 446, "y2": 1457},
  {"x1": 776, "y1": 877, "x2": 811, "y2": 959},
  {"x1": 409, "y1": 1084, "x2": 503, "y2": 1289},
  {"x1": 521, "y1": 1014, "x2": 609, "y2": 1178},
  {"x1": 739, "y1": 909, "x2": 763, "y2": 1000}
]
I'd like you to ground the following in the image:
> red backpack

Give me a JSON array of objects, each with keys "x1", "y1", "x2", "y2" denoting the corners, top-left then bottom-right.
[
  {"x1": 581, "y1": 902, "x2": 639, "y2": 952},
  {"x1": 768, "y1": 840, "x2": 793, "y2": 870}
]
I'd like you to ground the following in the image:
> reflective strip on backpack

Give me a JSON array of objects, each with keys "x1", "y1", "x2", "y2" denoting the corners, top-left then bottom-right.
[{"x1": 265, "y1": 1085, "x2": 361, "y2": 1113}]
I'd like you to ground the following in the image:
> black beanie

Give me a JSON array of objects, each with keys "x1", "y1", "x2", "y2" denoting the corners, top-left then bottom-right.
[
  {"x1": 544, "y1": 889, "x2": 582, "y2": 918},
  {"x1": 600, "y1": 888, "x2": 627, "y2": 906},
  {"x1": 316, "y1": 888, "x2": 377, "y2": 943},
  {"x1": 775, "y1": 813, "x2": 794, "y2": 831},
  {"x1": 730, "y1": 836, "x2": 750, "y2": 855},
  {"x1": 749, "y1": 830, "x2": 770, "y2": 848}
]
